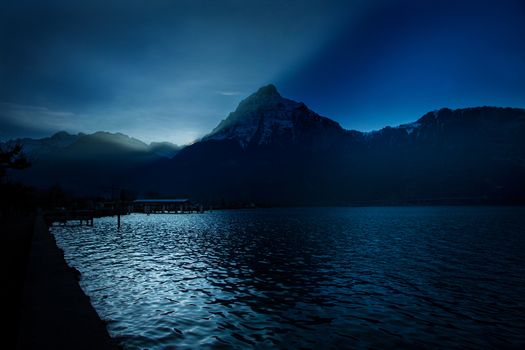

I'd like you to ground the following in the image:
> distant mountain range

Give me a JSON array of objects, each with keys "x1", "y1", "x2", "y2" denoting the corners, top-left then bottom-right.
[
  {"x1": 3, "y1": 84, "x2": 525, "y2": 205},
  {"x1": 1, "y1": 131, "x2": 180, "y2": 194}
]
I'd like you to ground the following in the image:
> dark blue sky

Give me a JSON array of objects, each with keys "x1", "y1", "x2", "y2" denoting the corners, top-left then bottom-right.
[{"x1": 1, "y1": 0, "x2": 524, "y2": 144}]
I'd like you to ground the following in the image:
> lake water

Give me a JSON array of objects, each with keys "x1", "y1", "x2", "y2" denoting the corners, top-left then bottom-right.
[{"x1": 51, "y1": 207, "x2": 525, "y2": 349}]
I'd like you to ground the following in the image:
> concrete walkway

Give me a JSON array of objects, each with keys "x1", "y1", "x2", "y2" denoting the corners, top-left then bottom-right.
[{"x1": 16, "y1": 216, "x2": 117, "y2": 349}]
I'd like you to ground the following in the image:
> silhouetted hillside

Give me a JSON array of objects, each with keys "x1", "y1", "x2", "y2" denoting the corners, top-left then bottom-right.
[
  {"x1": 2, "y1": 132, "x2": 180, "y2": 195},
  {"x1": 137, "y1": 86, "x2": 525, "y2": 205}
]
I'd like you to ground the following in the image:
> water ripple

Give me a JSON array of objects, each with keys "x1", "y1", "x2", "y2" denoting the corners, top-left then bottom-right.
[{"x1": 52, "y1": 207, "x2": 525, "y2": 349}]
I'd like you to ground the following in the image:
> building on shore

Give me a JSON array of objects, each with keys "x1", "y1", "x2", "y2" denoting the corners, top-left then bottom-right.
[{"x1": 133, "y1": 199, "x2": 203, "y2": 214}]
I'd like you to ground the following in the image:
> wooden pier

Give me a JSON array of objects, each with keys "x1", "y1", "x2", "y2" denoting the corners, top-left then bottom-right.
[
  {"x1": 45, "y1": 210, "x2": 95, "y2": 226},
  {"x1": 44, "y1": 208, "x2": 128, "y2": 227},
  {"x1": 44, "y1": 199, "x2": 205, "y2": 227}
]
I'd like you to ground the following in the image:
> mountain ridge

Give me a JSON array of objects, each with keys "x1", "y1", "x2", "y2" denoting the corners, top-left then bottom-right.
[
  {"x1": 143, "y1": 86, "x2": 525, "y2": 205},
  {"x1": 204, "y1": 84, "x2": 345, "y2": 149},
  {"x1": 1, "y1": 131, "x2": 181, "y2": 194},
  {"x1": 204, "y1": 84, "x2": 525, "y2": 150},
  {"x1": 3, "y1": 85, "x2": 525, "y2": 204}
]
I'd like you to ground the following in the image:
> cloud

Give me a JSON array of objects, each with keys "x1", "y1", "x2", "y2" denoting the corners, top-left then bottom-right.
[{"x1": 216, "y1": 91, "x2": 243, "y2": 96}]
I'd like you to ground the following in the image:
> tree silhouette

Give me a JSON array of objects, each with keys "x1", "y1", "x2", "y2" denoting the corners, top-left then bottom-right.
[{"x1": 0, "y1": 143, "x2": 31, "y2": 181}]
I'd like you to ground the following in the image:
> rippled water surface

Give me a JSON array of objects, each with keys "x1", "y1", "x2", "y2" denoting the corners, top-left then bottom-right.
[{"x1": 52, "y1": 207, "x2": 525, "y2": 349}]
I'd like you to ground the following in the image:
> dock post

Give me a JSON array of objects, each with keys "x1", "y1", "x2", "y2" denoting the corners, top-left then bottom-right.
[{"x1": 117, "y1": 213, "x2": 121, "y2": 229}]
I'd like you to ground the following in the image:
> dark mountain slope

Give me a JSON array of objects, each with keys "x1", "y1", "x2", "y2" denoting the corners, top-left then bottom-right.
[{"x1": 138, "y1": 86, "x2": 525, "y2": 205}]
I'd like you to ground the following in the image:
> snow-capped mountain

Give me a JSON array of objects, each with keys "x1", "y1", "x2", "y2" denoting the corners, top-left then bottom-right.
[
  {"x1": 145, "y1": 86, "x2": 525, "y2": 205},
  {"x1": 201, "y1": 85, "x2": 525, "y2": 156},
  {"x1": 204, "y1": 84, "x2": 345, "y2": 149},
  {"x1": 5, "y1": 84, "x2": 525, "y2": 204}
]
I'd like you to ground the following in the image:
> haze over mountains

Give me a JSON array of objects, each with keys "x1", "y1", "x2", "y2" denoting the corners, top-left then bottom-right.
[
  {"x1": 2, "y1": 131, "x2": 180, "y2": 194},
  {"x1": 3, "y1": 85, "x2": 525, "y2": 205}
]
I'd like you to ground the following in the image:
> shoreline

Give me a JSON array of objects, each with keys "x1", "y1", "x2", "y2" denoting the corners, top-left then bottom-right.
[{"x1": 16, "y1": 215, "x2": 117, "y2": 349}]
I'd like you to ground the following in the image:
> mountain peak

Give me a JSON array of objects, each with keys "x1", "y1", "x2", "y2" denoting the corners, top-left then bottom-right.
[
  {"x1": 235, "y1": 84, "x2": 283, "y2": 111},
  {"x1": 51, "y1": 130, "x2": 72, "y2": 139},
  {"x1": 253, "y1": 84, "x2": 280, "y2": 98},
  {"x1": 204, "y1": 84, "x2": 343, "y2": 148}
]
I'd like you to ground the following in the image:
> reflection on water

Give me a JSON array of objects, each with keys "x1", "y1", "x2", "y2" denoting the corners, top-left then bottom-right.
[{"x1": 52, "y1": 207, "x2": 525, "y2": 349}]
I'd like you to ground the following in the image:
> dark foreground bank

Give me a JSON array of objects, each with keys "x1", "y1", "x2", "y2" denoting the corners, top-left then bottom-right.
[{"x1": 16, "y1": 215, "x2": 117, "y2": 349}]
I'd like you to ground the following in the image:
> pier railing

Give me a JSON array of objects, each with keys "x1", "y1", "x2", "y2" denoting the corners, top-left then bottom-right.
[
  {"x1": 44, "y1": 204, "x2": 206, "y2": 227},
  {"x1": 44, "y1": 208, "x2": 129, "y2": 226}
]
